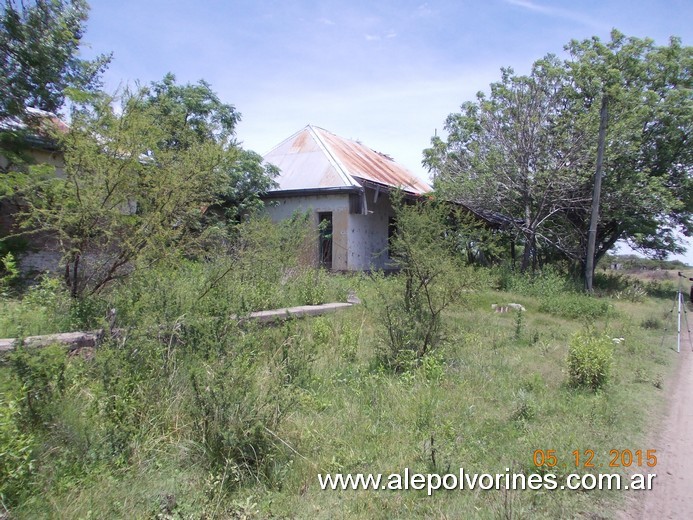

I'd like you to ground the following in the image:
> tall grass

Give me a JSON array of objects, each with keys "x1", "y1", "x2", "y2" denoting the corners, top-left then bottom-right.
[{"x1": 0, "y1": 253, "x2": 677, "y2": 518}]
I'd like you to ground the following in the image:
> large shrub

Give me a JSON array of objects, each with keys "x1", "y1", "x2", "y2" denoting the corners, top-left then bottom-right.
[
  {"x1": 567, "y1": 333, "x2": 614, "y2": 390},
  {"x1": 375, "y1": 194, "x2": 475, "y2": 371}
]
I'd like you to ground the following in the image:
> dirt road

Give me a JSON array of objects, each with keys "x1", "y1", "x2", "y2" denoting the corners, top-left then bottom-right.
[{"x1": 622, "y1": 328, "x2": 693, "y2": 518}]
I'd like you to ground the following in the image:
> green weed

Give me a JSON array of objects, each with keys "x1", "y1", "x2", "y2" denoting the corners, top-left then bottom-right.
[{"x1": 567, "y1": 333, "x2": 614, "y2": 390}]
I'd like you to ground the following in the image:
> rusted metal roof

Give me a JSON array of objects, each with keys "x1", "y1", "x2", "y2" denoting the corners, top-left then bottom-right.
[
  {"x1": 0, "y1": 107, "x2": 69, "y2": 150},
  {"x1": 264, "y1": 125, "x2": 431, "y2": 195}
]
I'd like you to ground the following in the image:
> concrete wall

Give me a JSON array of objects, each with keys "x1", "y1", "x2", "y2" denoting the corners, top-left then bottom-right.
[
  {"x1": 264, "y1": 194, "x2": 351, "y2": 270},
  {"x1": 347, "y1": 188, "x2": 394, "y2": 270},
  {"x1": 17, "y1": 250, "x2": 62, "y2": 276},
  {"x1": 264, "y1": 189, "x2": 396, "y2": 271},
  {"x1": 0, "y1": 148, "x2": 64, "y2": 177}
]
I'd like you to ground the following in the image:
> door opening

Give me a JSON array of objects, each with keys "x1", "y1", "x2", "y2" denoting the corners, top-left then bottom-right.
[{"x1": 318, "y1": 212, "x2": 333, "y2": 270}]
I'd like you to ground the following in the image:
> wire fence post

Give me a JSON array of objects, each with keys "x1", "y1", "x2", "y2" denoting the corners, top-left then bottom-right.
[{"x1": 678, "y1": 290, "x2": 682, "y2": 354}]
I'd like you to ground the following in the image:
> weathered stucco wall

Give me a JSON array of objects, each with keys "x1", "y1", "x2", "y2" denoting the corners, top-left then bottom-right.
[
  {"x1": 264, "y1": 194, "x2": 351, "y2": 270},
  {"x1": 264, "y1": 189, "x2": 396, "y2": 272},
  {"x1": 0, "y1": 148, "x2": 64, "y2": 177},
  {"x1": 347, "y1": 188, "x2": 394, "y2": 270},
  {"x1": 1, "y1": 148, "x2": 65, "y2": 237}
]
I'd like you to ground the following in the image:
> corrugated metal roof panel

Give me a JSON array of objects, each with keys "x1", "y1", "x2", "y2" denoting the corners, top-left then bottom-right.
[
  {"x1": 314, "y1": 127, "x2": 431, "y2": 195},
  {"x1": 263, "y1": 125, "x2": 431, "y2": 195},
  {"x1": 264, "y1": 126, "x2": 358, "y2": 191},
  {"x1": 0, "y1": 108, "x2": 69, "y2": 150}
]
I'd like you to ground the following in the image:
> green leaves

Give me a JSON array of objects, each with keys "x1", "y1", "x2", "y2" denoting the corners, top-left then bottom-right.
[
  {"x1": 426, "y1": 54, "x2": 587, "y2": 270},
  {"x1": 375, "y1": 194, "x2": 475, "y2": 371},
  {"x1": 11, "y1": 74, "x2": 275, "y2": 297},
  {"x1": 426, "y1": 30, "x2": 692, "y2": 269},
  {"x1": 565, "y1": 31, "x2": 692, "y2": 257},
  {"x1": 567, "y1": 333, "x2": 614, "y2": 390},
  {"x1": 143, "y1": 73, "x2": 240, "y2": 150},
  {"x1": 0, "y1": 0, "x2": 111, "y2": 118}
]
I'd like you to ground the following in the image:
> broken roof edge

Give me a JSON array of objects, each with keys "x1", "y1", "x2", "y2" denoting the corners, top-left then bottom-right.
[{"x1": 353, "y1": 177, "x2": 428, "y2": 197}]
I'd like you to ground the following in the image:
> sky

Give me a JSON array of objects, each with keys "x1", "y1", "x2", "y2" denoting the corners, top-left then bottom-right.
[{"x1": 79, "y1": 0, "x2": 692, "y2": 263}]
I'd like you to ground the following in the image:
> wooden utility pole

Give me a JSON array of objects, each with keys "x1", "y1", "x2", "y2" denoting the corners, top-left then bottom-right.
[{"x1": 585, "y1": 95, "x2": 608, "y2": 293}]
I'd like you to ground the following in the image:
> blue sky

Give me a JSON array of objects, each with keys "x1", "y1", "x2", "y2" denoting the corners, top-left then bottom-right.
[{"x1": 80, "y1": 0, "x2": 692, "y2": 263}]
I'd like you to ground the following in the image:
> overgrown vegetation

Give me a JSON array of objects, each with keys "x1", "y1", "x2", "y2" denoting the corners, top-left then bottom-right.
[
  {"x1": 567, "y1": 333, "x2": 614, "y2": 390},
  {"x1": 0, "y1": 5, "x2": 689, "y2": 517},
  {"x1": 426, "y1": 30, "x2": 692, "y2": 274},
  {"x1": 7, "y1": 75, "x2": 278, "y2": 298},
  {"x1": 373, "y1": 195, "x2": 476, "y2": 372},
  {"x1": 0, "y1": 218, "x2": 681, "y2": 517}
]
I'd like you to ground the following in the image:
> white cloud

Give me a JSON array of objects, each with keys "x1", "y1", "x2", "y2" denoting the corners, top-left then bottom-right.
[
  {"x1": 364, "y1": 29, "x2": 397, "y2": 41},
  {"x1": 506, "y1": 0, "x2": 546, "y2": 13},
  {"x1": 505, "y1": 0, "x2": 608, "y2": 30}
]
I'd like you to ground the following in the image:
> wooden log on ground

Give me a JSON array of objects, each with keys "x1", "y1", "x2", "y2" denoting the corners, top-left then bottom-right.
[
  {"x1": 0, "y1": 331, "x2": 101, "y2": 354},
  {"x1": 0, "y1": 301, "x2": 359, "y2": 353},
  {"x1": 244, "y1": 302, "x2": 354, "y2": 323}
]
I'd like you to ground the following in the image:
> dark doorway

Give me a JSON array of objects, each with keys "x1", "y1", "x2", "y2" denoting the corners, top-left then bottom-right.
[
  {"x1": 318, "y1": 212, "x2": 333, "y2": 269},
  {"x1": 388, "y1": 216, "x2": 397, "y2": 258}
]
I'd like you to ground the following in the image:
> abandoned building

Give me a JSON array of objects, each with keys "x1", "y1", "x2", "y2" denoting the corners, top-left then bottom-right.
[
  {"x1": 261, "y1": 125, "x2": 432, "y2": 271},
  {"x1": 2, "y1": 116, "x2": 436, "y2": 274},
  {"x1": 0, "y1": 108, "x2": 67, "y2": 178},
  {"x1": 0, "y1": 109, "x2": 68, "y2": 274}
]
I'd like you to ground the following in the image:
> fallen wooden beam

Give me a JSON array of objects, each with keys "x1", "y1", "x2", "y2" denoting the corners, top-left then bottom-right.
[
  {"x1": 0, "y1": 301, "x2": 358, "y2": 353},
  {"x1": 0, "y1": 331, "x2": 100, "y2": 353},
  {"x1": 243, "y1": 302, "x2": 354, "y2": 323}
]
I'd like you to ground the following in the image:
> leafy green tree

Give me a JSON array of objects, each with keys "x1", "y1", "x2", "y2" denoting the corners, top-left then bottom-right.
[
  {"x1": 424, "y1": 57, "x2": 589, "y2": 271},
  {"x1": 426, "y1": 30, "x2": 692, "y2": 275},
  {"x1": 0, "y1": 0, "x2": 110, "y2": 118},
  {"x1": 14, "y1": 77, "x2": 275, "y2": 297},
  {"x1": 0, "y1": 0, "x2": 110, "y2": 215},
  {"x1": 216, "y1": 149, "x2": 278, "y2": 222},
  {"x1": 139, "y1": 74, "x2": 277, "y2": 225},
  {"x1": 142, "y1": 73, "x2": 239, "y2": 150},
  {"x1": 563, "y1": 31, "x2": 693, "y2": 268}
]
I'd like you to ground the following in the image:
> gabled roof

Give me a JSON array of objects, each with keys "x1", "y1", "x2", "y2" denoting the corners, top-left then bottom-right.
[
  {"x1": 263, "y1": 125, "x2": 431, "y2": 195},
  {"x1": 0, "y1": 107, "x2": 69, "y2": 151}
]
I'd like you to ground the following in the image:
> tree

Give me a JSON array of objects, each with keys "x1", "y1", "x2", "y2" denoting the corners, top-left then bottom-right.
[
  {"x1": 140, "y1": 74, "x2": 278, "y2": 225},
  {"x1": 374, "y1": 193, "x2": 474, "y2": 371},
  {"x1": 424, "y1": 57, "x2": 591, "y2": 271},
  {"x1": 142, "y1": 73, "x2": 239, "y2": 151},
  {"x1": 0, "y1": 0, "x2": 110, "y2": 119},
  {"x1": 14, "y1": 76, "x2": 275, "y2": 297},
  {"x1": 563, "y1": 31, "x2": 693, "y2": 282},
  {"x1": 426, "y1": 31, "x2": 692, "y2": 276},
  {"x1": 216, "y1": 149, "x2": 278, "y2": 223}
]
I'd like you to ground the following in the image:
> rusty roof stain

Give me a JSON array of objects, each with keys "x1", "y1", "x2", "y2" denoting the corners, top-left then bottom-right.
[
  {"x1": 0, "y1": 108, "x2": 69, "y2": 149},
  {"x1": 264, "y1": 125, "x2": 431, "y2": 195}
]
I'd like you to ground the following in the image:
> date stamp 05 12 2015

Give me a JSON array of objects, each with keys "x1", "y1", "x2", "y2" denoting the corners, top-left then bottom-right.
[{"x1": 532, "y1": 449, "x2": 657, "y2": 469}]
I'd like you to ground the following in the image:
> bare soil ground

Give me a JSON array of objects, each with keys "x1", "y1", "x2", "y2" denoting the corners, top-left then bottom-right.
[{"x1": 621, "y1": 327, "x2": 693, "y2": 519}]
